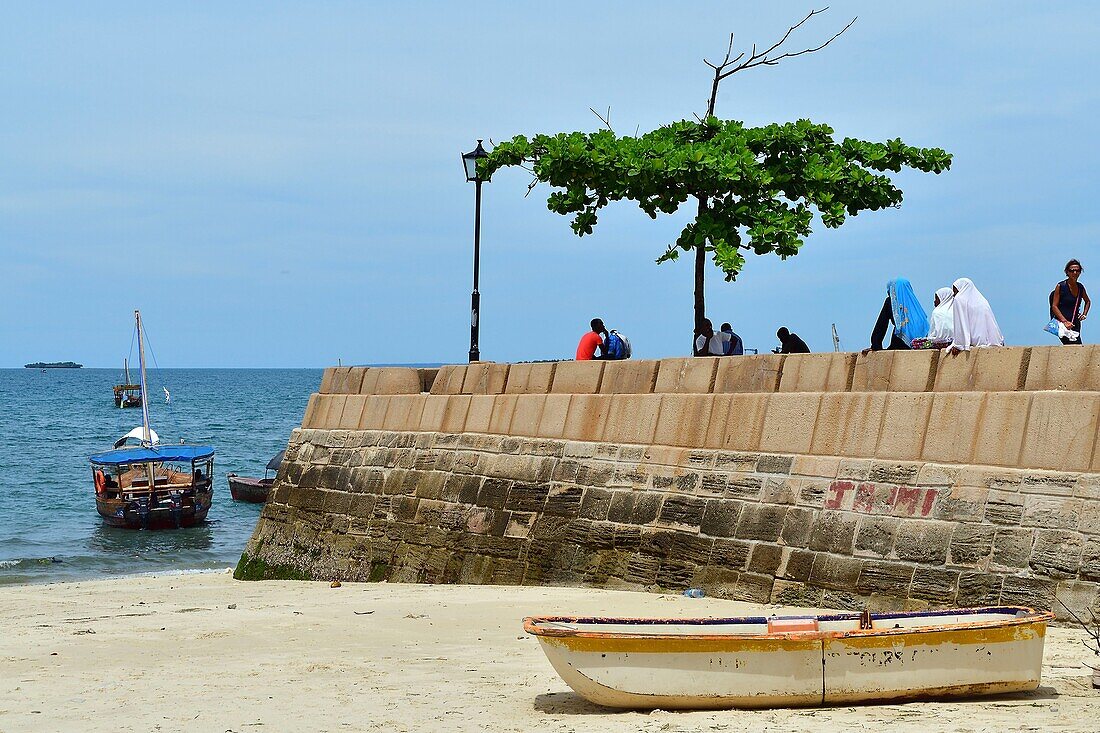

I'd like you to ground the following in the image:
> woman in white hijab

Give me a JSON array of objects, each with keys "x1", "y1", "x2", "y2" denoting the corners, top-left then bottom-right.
[
  {"x1": 924, "y1": 287, "x2": 955, "y2": 345},
  {"x1": 950, "y1": 277, "x2": 1004, "y2": 352}
]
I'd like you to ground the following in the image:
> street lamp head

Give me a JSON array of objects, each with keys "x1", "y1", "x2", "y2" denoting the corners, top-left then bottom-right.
[{"x1": 462, "y1": 139, "x2": 490, "y2": 183}]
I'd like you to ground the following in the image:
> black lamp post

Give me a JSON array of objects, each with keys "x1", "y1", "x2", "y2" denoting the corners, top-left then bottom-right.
[{"x1": 462, "y1": 139, "x2": 490, "y2": 362}]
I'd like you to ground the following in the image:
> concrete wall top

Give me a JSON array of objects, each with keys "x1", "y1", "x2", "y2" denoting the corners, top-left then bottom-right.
[{"x1": 331, "y1": 345, "x2": 1100, "y2": 397}]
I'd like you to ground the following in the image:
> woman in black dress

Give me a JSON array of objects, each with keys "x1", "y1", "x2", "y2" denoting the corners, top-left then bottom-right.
[{"x1": 1050, "y1": 259, "x2": 1091, "y2": 345}]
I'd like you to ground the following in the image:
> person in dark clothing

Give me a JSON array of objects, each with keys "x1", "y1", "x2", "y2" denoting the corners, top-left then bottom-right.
[
  {"x1": 693, "y1": 318, "x2": 715, "y2": 356},
  {"x1": 868, "y1": 296, "x2": 911, "y2": 351},
  {"x1": 1050, "y1": 259, "x2": 1090, "y2": 345},
  {"x1": 776, "y1": 327, "x2": 810, "y2": 354},
  {"x1": 720, "y1": 323, "x2": 744, "y2": 356}
]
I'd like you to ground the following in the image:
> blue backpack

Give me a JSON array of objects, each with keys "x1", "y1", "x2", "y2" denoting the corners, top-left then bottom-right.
[{"x1": 606, "y1": 330, "x2": 632, "y2": 360}]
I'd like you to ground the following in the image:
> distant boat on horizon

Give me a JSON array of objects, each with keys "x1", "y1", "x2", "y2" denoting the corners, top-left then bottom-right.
[{"x1": 25, "y1": 361, "x2": 83, "y2": 369}]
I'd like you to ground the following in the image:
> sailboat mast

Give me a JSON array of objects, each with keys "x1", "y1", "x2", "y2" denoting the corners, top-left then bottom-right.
[
  {"x1": 135, "y1": 310, "x2": 152, "y2": 445},
  {"x1": 124, "y1": 358, "x2": 131, "y2": 384}
]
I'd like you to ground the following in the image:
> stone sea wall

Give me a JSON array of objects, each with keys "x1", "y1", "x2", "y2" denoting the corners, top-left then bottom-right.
[{"x1": 239, "y1": 347, "x2": 1100, "y2": 620}]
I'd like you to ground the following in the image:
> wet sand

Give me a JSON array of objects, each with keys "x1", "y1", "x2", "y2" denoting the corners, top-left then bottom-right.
[{"x1": 0, "y1": 573, "x2": 1095, "y2": 732}]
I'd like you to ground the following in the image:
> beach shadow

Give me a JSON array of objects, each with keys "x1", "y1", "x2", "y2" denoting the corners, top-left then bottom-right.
[{"x1": 533, "y1": 692, "x2": 618, "y2": 716}]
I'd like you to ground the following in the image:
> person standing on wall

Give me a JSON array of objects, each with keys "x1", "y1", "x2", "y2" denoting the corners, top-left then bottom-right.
[
  {"x1": 576, "y1": 318, "x2": 609, "y2": 360},
  {"x1": 1050, "y1": 259, "x2": 1090, "y2": 345}
]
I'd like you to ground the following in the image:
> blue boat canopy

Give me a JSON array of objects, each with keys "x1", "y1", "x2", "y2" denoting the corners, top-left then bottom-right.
[{"x1": 90, "y1": 445, "x2": 215, "y2": 466}]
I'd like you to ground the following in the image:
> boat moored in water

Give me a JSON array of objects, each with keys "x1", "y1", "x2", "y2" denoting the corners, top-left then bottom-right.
[
  {"x1": 113, "y1": 358, "x2": 142, "y2": 408},
  {"x1": 89, "y1": 309, "x2": 215, "y2": 530},
  {"x1": 90, "y1": 444, "x2": 215, "y2": 529},
  {"x1": 524, "y1": 606, "x2": 1053, "y2": 709},
  {"x1": 227, "y1": 449, "x2": 283, "y2": 503}
]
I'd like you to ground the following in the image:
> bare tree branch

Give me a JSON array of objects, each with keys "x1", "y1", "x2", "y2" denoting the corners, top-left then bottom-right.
[
  {"x1": 701, "y1": 8, "x2": 857, "y2": 118},
  {"x1": 589, "y1": 106, "x2": 613, "y2": 131}
]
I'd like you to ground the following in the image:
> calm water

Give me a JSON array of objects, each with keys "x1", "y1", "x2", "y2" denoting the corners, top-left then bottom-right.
[{"x1": 0, "y1": 368, "x2": 321, "y2": 585}]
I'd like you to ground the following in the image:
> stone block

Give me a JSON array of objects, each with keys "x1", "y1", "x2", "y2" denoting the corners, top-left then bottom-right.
[
  {"x1": 932, "y1": 485, "x2": 988, "y2": 523},
  {"x1": 658, "y1": 495, "x2": 706, "y2": 529},
  {"x1": 302, "y1": 394, "x2": 323, "y2": 429},
  {"x1": 1029, "y1": 529, "x2": 1083, "y2": 579},
  {"x1": 956, "y1": 572, "x2": 1003, "y2": 606},
  {"x1": 550, "y1": 361, "x2": 604, "y2": 394},
  {"x1": 991, "y1": 527, "x2": 1034, "y2": 569},
  {"x1": 851, "y1": 349, "x2": 936, "y2": 392},
  {"x1": 778, "y1": 352, "x2": 855, "y2": 393},
  {"x1": 909, "y1": 567, "x2": 960, "y2": 604},
  {"x1": 461, "y1": 362, "x2": 510, "y2": 394},
  {"x1": 810, "y1": 392, "x2": 885, "y2": 458},
  {"x1": 747, "y1": 543, "x2": 784, "y2": 575},
  {"x1": 537, "y1": 394, "x2": 571, "y2": 439},
  {"x1": 999, "y1": 575, "x2": 1056, "y2": 610},
  {"x1": 780, "y1": 506, "x2": 815, "y2": 546},
  {"x1": 1023, "y1": 344, "x2": 1100, "y2": 391},
  {"x1": 654, "y1": 357, "x2": 718, "y2": 394},
  {"x1": 418, "y1": 396, "x2": 447, "y2": 432},
  {"x1": 771, "y1": 579, "x2": 824, "y2": 606},
  {"x1": 972, "y1": 392, "x2": 1031, "y2": 468},
  {"x1": 504, "y1": 362, "x2": 556, "y2": 394},
  {"x1": 319, "y1": 367, "x2": 340, "y2": 394},
  {"x1": 602, "y1": 394, "x2": 661, "y2": 445},
  {"x1": 1020, "y1": 391, "x2": 1099, "y2": 472},
  {"x1": 893, "y1": 519, "x2": 952, "y2": 564},
  {"x1": 984, "y1": 489, "x2": 1023, "y2": 525},
  {"x1": 509, "y1": 395, "x2": 547, "y2": 438},
  {"x1": 328, "y1": 366, "x2": 365, "y2": 394},
  {"x1": 463, "y1": 395, "x2": 495, "y2": 434},
  {"x1": 759, "y1": 393, "x2": 822, "y2": 455},
  {"x1": 809, "y1": 511, "x2": 858, "y2": 554},
  {"x1": 875, "y1": 393, "x2": 934, "y2": 462},
  {"x1": 440, "y1": 395, "x2": 472, "y2": 434},
  {"x1": 361, "y1": 367, "x2": 422, "y2": 395},
  {"x1": 383, "y1": 395, "x2": 426, "y2": 432},
  {"x1": 854, "y1": 515, "x2": 899, "y2": 557},
  {"x1": 808, "y1": 553, "x2": 862, "y2": 591},
  {"x1": 578, "y1": 488, "x2": 613, "y2": 521},
  {"x1": 562, "y1": 394, "x2": 612, "y2": 442},
  {"x1": 855, "y1": 561, "x2": 914, "y2": 596},
  {"x1": 1052, "y1": 581, "x2": 1100, "y2": 623},
  {"x1": 487, "y1": 395, "x2": 518, "y2": 435},
  {"x1": 599, "y1": 359, "x2": 659, "y2": 394},
  {"x1": 791, "y1": 455, "x2": 841, "y2": 479},
  {"x1": 701, "y1": 499, "x2": 742, "y2": 537},
  {"x1": 318, "y1": 394, "x2": 347, "y2": 428},
  {"x1": 428, "y1": 365, "x2": 467, "y2": 395},
  {"x1": 933, "y1": 347, "x2": 1028, "y2": 392},
  {"x1": 734, "y1": 504, "x2": 788, "y2": 542},
  {"x1": 713, "y1": 354, "x2": 784, "y2": 393},
  {"x1": 1081, "y1": 540, "x2": 1100, "y2": 580},
  {"x1": 712, "y1": 393, "x2": 769, "y2": 452},
  {"x1": 1021, "y1": 495, "x2": 1081, "y2": 530},
  {"x1": 356, "y1": 396, "x2": 389, "y2": 430},
  {"x1": 921, "y1": 393, "x2": 984, "y2": 465},
  {"x1": 653, "y1": 394, "x2": 713, "y2": 448}
]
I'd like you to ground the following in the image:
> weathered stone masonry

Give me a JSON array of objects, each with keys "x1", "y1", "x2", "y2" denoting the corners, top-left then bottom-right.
[{"x1": 240, "y1": 347, "x2": 1100, "y2": 621}]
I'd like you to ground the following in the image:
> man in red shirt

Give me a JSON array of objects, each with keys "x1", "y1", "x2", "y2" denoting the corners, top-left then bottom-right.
[{"x1": 576, "y1": 318, "x2": 609, "y2": 360}]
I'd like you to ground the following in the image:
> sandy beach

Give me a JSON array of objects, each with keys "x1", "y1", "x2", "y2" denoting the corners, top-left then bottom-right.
[{"x1": 0, "y1": 574, "x2": 1096, "y2": 733}]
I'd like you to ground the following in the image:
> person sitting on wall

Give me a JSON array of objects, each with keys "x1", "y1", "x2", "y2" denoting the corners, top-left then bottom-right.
[
  {"x1": 720, "y1": 323, "x2": 744, "y2": 355},
  {"x1": 863, "y1": 278, "x2": 929, "y2": 355},
  {"x1": 576, "y1": 318, "x2": 609, "y2": 360},
  {"x1": 693, "y1": 318, "x2": 715, "y2": 356},
  {"x1": 776, "y1": 327, "x2": 810, "y2": 354}
]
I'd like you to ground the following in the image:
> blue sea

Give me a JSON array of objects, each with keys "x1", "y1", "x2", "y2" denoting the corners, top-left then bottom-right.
[{"x1": 0, "y1": 368, "x2": 321, "y2": 585}]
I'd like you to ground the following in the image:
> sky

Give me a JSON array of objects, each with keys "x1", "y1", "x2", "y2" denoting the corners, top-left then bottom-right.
[{"x1": 1, "y1": 1, "x2": 1098, "y2": 367}]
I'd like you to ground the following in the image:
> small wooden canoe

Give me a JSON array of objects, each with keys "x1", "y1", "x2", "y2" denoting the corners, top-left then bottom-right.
[
  {"x1": 524, "y1": 606, "x2": 1052, "y2": 709},
  {"x1": 227, "y1": 474, "x2": 273, "y2": 503}
]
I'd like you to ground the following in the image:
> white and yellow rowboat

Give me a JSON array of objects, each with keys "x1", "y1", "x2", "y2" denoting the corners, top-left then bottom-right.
[{"x1": 524, "y1": 606, "x2": 1053, "y2": 709}]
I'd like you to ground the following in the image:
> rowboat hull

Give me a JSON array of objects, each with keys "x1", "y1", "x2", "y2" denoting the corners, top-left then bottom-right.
[
  {"x1": 227, "y1": 474, "x2": 273, "y2": 503},
  {"x1": 526, "y1": 607, "x2": 1050, "y2": 709},
  {"x1": 96, "y1": 486, "x2": 213, "y2": 530}
]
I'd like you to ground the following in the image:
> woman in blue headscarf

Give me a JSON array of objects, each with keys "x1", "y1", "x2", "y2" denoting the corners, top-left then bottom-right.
[{"x1": 866, "y1": 278, "x2": 930, "y2": 351}]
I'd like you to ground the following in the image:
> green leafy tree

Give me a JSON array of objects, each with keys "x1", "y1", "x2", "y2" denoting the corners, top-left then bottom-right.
[{"x1": 481, "y1": 9, "x2": 952, "y2": 335}]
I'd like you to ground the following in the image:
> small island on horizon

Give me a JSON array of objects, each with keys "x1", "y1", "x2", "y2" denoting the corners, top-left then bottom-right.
[{"x1": 24, "y1": 361, "x2": 83, "y2": 369}]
